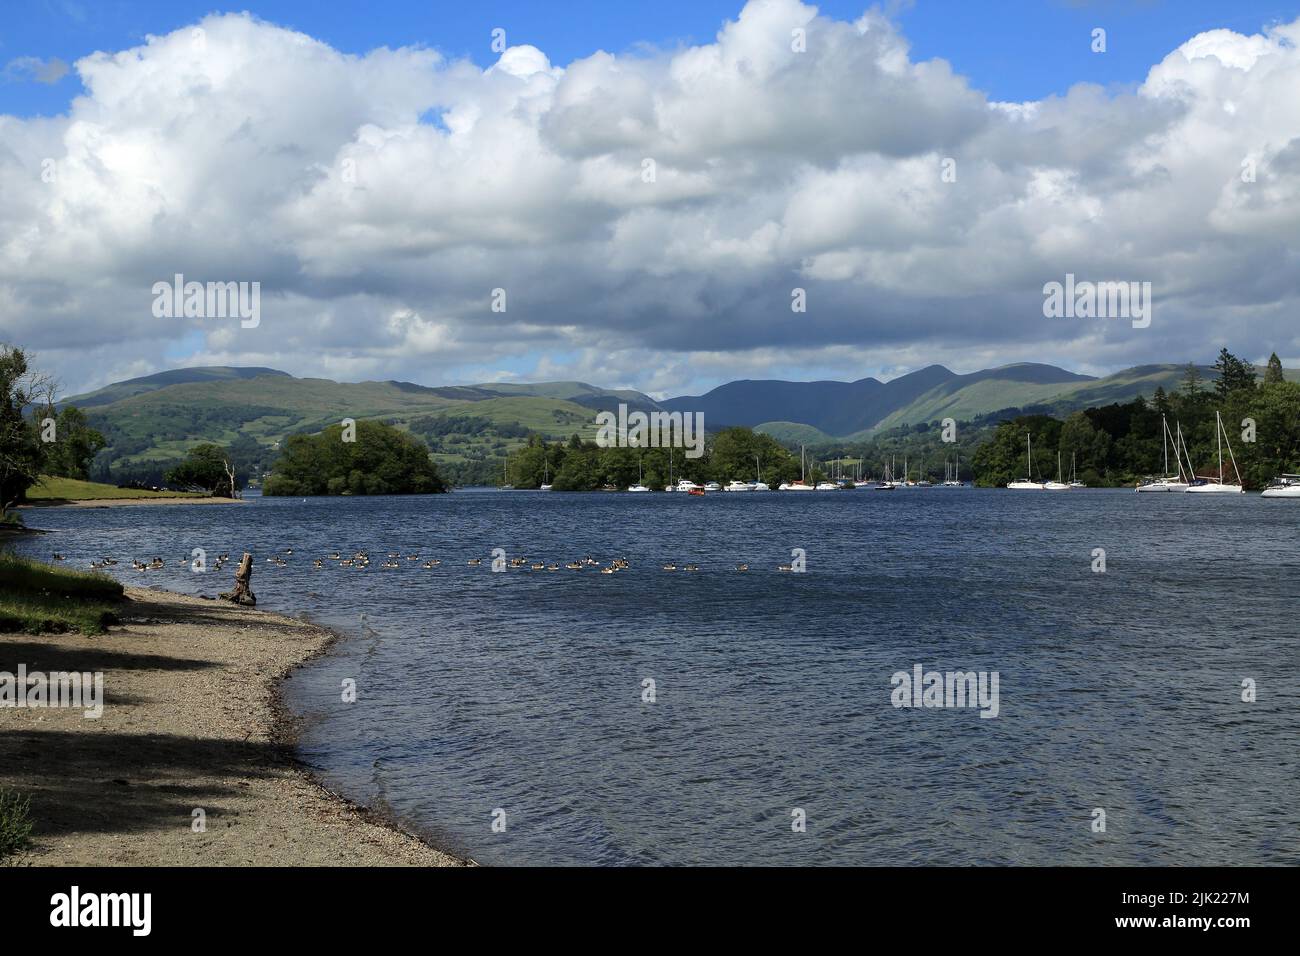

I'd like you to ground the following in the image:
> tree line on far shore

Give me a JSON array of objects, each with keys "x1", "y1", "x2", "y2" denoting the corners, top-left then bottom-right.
[
  {"x1": 7, "y1": 341, "x2": 1295, "y2": 504},
  {"x1": 971, "y1": 351, "x2": 1300, "y2": 488},
  {"x1": 506, "y1": 427, "x2": 810, "y2": 490}
]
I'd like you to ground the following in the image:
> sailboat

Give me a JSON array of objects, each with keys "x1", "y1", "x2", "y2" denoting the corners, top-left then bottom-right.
[
  {"x1": 1136, "y1": 415, "x2": 1188, "y2": 492},
  {"x1": 752, "y1": 455, "x2": 771, "y2": 492},
  {"x1": 540, "y1": 457, "x2": 553, "y2": 491},
  {"x1": 854, "y1": 457, "x2": 873, "y2": 488},
  {"x1": 627, "y1": 458, "x2": 649, "y2": 492},
  {"x1": 942, "y1": 456, "x2": 962, "y2": 487},
  {"x1": 815, "y1": 460, "x2": 838, "y2": 490},
  {"x1": 1068, "y1": 452, "x2": 1085, "y2": 488},
  {"x1": 1260, "y1": 474, "x2": 1300, "y2": 498},
  {"x1": 915, "y1": 458, "x2": 932, "y2": 488},
  {"x1": 1185, "y1": 411, "x2": 1244, "y2": 493},
  {"x1": 1007, "y1": 434, "x2": 1045, "y2": 489},
  {"x1": 1044, "y1": 451, "x2": 1071, "y2": 491},
  {"x1": 501, "y1": 459, "x2": 514, "y2": 490},
  {"x1": 781, "y1": 445, "x2": 815, "y2": 490},
  {"x1": 875, "y1": 456, "x2": 897, "y2": 490}
]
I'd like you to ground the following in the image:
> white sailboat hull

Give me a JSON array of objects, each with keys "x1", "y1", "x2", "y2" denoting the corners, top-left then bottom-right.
[
  {"x1": 1043, "y1": 481, "x2": 1072, "y2": 491},
  {"x1": 1186, "y1": 482, "x2": 1244, "y2": 494},
  {"x1": 1007, "y1": 480, "x2": 1045, "y2": 490},
  {"x1": 1137, "y1": 480, "x2": 1188, "y2": 492},
  {"x1": 1261, "y1": 484, "x2": 1300, "y2": 497}
]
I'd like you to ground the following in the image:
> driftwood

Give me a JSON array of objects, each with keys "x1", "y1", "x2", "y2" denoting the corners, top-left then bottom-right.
[{"x1": 219, "y1": 552, "x2": 256, "y2": 606}]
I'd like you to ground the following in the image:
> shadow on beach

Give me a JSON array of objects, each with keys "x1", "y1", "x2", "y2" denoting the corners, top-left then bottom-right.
[
  {"x1": 0, "y1": 640, "x2": 219, "y2": 675},
  {"x1": 0, "y1": 727, "x2": 290, "y2": 840}
]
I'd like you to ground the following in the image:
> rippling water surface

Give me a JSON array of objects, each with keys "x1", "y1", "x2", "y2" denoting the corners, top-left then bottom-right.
[{"x1": 16, "y1": 488, "x2": 1300, "y2": 865}]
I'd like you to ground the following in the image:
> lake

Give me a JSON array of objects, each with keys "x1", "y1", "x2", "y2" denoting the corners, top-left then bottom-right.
[{"x1": 15, "y1": 488, "x2": 1300, "y2": 865}]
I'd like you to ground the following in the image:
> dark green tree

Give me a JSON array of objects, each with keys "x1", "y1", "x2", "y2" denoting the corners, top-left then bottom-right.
[
  {"x1": 263, "y1": 421, "x2": 445, "y2": 496},
  {"x1": 1263, "y1": 352, "x2": 1285, "y2": 385},
  {"x1": 43, "y1": 406, "x2": 106, "y2": 480},
  {"x1": 1213, "y1": 348, "x2": 1256, "y2": 399},
  {"x1": 0, "y1": 345, "x2": 52, "y2": 514},
  {"x1": 166, "y1": 443, "x2": 239, "y2": 495}
]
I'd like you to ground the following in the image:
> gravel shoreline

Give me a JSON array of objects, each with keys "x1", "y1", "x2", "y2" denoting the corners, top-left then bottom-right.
[{"x1": 0, "y1": 586, "x2": 468, "y2": 867}]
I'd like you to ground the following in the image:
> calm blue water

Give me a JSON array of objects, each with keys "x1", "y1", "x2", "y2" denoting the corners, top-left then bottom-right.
[{"x1": 14, "y1": 488, "x2": 1300, "y2": 866}]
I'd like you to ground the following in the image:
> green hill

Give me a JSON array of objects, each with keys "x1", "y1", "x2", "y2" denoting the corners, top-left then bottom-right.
[
  {"x1": 68, "y1": 369, "x2": 658, "y2": 486},
  {"x1": 753, "y1": 421, "x2": 836, "y2": 445}
]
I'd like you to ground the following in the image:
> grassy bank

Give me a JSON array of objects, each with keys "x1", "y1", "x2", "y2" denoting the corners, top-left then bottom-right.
[
  {"x1": 24, "y1": 475, "x2": 207, "y2": 503},
  {"x1": 0, "y1": 788, "x2": 33, "y2": 859},
  {"x1": 0, "y1": 553, "x2": 124, "y2": 635}
]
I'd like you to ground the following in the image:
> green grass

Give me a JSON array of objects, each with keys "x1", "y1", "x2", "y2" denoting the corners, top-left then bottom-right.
[
  {"x1": 0, "y1": 788, "x2": 33, "y2": 859},
  {"x1": 25, "y1": 476, "x2": 207, "y2": 502},
  {"x1": 0, "y1": 552, "x2": 124, "y2": 635},
  {"x1": 753, "y1": 421, "x2": 835, "y2": 445}
]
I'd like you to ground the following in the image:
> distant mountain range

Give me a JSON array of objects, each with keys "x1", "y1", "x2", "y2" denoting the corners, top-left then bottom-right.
[{"x1": 65, "y1": 360, "x2": 1291, "y2": 475}]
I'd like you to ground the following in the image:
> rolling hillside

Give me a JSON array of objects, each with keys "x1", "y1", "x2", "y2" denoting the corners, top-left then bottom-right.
[
  {"x1": 671, "y1": 362, "x2": 1096, "y2": 436},
  {"x1": 67, "y1": 369, "x2": 663, "y2": 484},
  {"x1": 66, "y1": 358, "x2": 1291, "y2": 486}
]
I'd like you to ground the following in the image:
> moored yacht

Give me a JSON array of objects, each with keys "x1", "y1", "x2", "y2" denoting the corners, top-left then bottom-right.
[
  {"x1": 1185, "y1": 411, "x2": 1244, "y2": 494},
  {"x1": 781, "y1": 445, "x2": 816, "y2": 490},
  {"x1": 725, "y1": 479, "x2": 753, "y2": 492},
  {"x1": 942, "y1": 457, "x2": 962, "y2": 486},
  {"x1": 1044, "y1": 451, "x2": 1072, "y2": 491},
  {"x1": 627, "y1": 459, "x2": 650, "y2": 491},
  {"x1": 1137, "y1": 415, "x2": 1189, "y2": 492},
  {"x1": 1007, "y1": 433, "x2": 1045, "y2": 489},
  {"x1": 1260, "y1": 474, "x2": 1300, "y2": 498},
  {"x1": 1067, "y1": 452, "x2": 1085, "y2": 488}
]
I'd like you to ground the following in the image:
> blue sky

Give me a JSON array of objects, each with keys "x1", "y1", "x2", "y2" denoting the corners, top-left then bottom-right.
[
  {"x1": 3, "y1": 0, "x2": 1299, "y2": 393},
  {"x1": 4, "y1": 0, "x2": 1297, "y2": 117}
]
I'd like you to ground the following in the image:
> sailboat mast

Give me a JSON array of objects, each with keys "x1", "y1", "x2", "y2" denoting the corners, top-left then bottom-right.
[
  {"x1": 1217, "y1": 411, "x2": 1223, "y2": 483},
  {"x1": 1164, "y1": 416, "x2": 1175, "y2": 478}
]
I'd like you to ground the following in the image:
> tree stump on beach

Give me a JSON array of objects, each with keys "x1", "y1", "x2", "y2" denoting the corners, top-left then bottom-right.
[{"x1": 219, "y1": 552, "x2": 256, "y2": 606}]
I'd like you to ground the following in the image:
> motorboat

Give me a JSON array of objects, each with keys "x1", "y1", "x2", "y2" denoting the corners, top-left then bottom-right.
[{"x1": 1260, "y1": 474, "x2": 1300, "y2": 498}]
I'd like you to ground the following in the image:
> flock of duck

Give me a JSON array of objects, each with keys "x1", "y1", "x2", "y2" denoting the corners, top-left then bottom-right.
[{"x1": 67, "y1": 550, "x2": 794, "y2": 575}]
